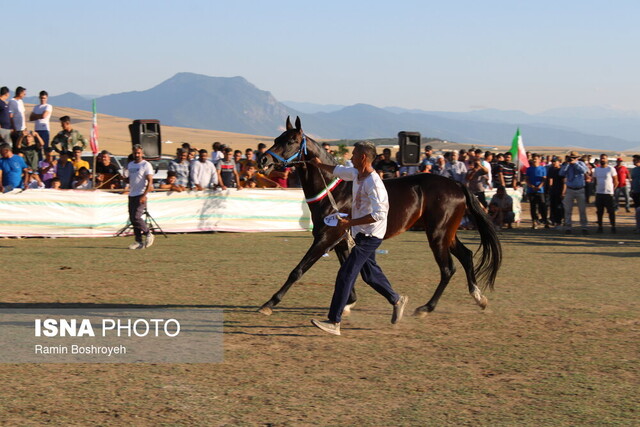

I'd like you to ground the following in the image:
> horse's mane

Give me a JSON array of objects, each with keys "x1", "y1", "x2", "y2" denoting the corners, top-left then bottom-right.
[{"x1": 304, "y1": 135, "x2": 339, "y2": 166}]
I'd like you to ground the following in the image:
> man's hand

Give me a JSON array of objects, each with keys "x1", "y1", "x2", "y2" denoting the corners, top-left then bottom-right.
[
  {"x1": 312, "y1": 157, "x2": 322, "y2": 166},
  {"x1": 140, "y1": 195, "x2": 147, "y2": 204}
]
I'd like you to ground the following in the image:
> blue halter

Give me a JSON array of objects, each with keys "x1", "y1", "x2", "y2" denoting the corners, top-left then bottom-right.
[{"x1": 266, "y1": 135, "x2": 308, "y2": 165}]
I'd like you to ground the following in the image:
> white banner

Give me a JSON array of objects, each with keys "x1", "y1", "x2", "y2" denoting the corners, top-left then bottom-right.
[{"x1": 0, "y1": 189, "x2": 312, "y2": 237}]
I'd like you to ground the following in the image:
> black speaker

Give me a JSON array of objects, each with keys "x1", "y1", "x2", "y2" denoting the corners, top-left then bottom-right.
[
  {"x1": 398, "y1": 131, "x2": 421, "y2": 166},
  {"x1": 129, "y1": 119, "x2": 162, "y2": 159}
]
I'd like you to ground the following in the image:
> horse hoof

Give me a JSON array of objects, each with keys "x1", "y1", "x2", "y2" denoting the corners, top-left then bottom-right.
[
  {"x1": 257, "y1": 306, "x2": 273, "y2": 316},
  {"x1": 413, "y1": 308, "x2": 428, "y2": 318},
  {"x1": 479, "y1": 296, "x2": 489, "y2": 310}
]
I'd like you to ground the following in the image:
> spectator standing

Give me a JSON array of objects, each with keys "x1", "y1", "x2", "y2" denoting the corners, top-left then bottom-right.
[
  {"x1": 525, "y1": 154, "x2": 548, "y2": 229},
  {"x1": 233, "y1": 150, "x2": 243, "y2": 173},
  {"x1": 466, "y1": 158, "x2": 488, "y2": 207},
  {"x1": 216, "y1": 147, "x2": 241, "y2": 190},
  {"x1": 124, "y1": 145, "x2": 154, "y2": 250},
  {"x1": 546, "y1": 156, "x2": 565, "y2": 227},
  {"x1": 444, "y1": 151, "x2": 467, "y2": 184},
  {"x1": 158, "y1": 170, "x2": 185, "y2": 192},
  {"x1": 51, "y1": 116, "x2": 87, "y2": 153},
  {"x1": 491, "y1": 153, "x2": 503, "y2": 185},
  {"x1": 9, "y1": 86, "x2": 27, "y2": 143},
  {"x1": 0, "y1": 143, "x2": 29, "y2": 192},
  {"x1": 168, "y1": 148, "x2": 190, "y2": 187},
  {"x1": 29, "y1": 90, "x2": 53, "y2": 148},
  {"x1": 55, "y1": 151, "x2": 75, "y2": 189},
  {"x1": 559, "y1": 151, "x2": 589, "y2": 234},
  {"x1": 630, "y1": 155, "x2": 640, "y2": 233},
  {"x1": 255, "y1": 143, "x2": 268, "y2": 166},
  {"x1": 498, "y1": 152, "x2": 517, "y2": 189},
  {"x1": 614, "y1": 158, "x2": 630, "y2": 212},
  {"x1": 593, "y1": 154, "x2": 618, "y2": 233},
  {"x1": 38, "y1": 148, "x2": 57, "y2": 187},
  {"x1": 375, "y1": 148, "x2": 399, "y2": 179},
  {"x1": 191, "y1": 149, "x2": 218, "y2": 190},
  {"x1": 431, "y1": 155, "x2": 447, "y2": 176},
  {"x1": 584, "y1": 157, "x2": 595, "y2": 204},
  {"x1": 419, "y1": 145, "x2": 435, "y2": 173},
  {"x1": 211, "y1": 142, "x2": 224, "y2": 163},
  {"x1": 483, "y1": 151, "x2": 494, "y2": 189},
  {"x1": 0, "y1": 87, "x2": 11, "y2": 144}
]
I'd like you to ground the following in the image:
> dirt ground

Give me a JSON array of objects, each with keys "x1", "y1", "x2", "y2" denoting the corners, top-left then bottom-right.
[{"x1": 0, "y1": 208, "x2": 638, "y2": 425}]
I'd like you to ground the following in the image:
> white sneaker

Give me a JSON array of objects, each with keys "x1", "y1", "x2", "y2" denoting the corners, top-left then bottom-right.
[
  {"x1": 144, "y1": 233, "x2": 155, "y2": 248},
  {"x1": 391, "y1": 295, "x2": 409, "y2": 324},
  {"x1": 128, "y1": 242, "x2": 144, "y2": 250},
  {"x1": 310, "y1": 319, "x2": 341, "y2": 336}
]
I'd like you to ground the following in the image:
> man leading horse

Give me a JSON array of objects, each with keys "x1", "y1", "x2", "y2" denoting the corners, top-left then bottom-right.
[{"x1": 310, "y1": 141, "x2": 408, "y2": 336}]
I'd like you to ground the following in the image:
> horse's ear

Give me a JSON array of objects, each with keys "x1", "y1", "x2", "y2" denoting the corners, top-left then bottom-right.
[
  {"x1": 295, "y1": 116, "x2": 302, "y2": 131},
  {"x1": 286, "y1": 116, "x2": 293, "y2": 131}
]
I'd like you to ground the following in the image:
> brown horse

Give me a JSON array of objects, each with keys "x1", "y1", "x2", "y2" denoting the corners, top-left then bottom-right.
[{"x1": 258, "y1": 117, "x2": 501, "y2": 317}]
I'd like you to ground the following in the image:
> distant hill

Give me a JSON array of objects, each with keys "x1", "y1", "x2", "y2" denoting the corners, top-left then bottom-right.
[{"x1": 33, "y1": 72, "x2": 640, "y2": 151}]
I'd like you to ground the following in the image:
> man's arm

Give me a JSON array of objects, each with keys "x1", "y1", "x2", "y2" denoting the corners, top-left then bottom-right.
[
  {"x1": 33, "y1": 131, "x2": 44, "y2": 149},
  {"x1": 140, "y1": 174, "x2": 154, "y2": 203},
  {"x1": 338, "y1": 214, "x2": 375, "y2": 228},
  {"x1": 311, "y1": 157, "x2": 337, "y2": 174},
  {"x1": 233, "y1": 169, "x2": 242, "y2": 190},
  {"x1": 190, "y1": 163, "x2": 202, "y2": 190}
]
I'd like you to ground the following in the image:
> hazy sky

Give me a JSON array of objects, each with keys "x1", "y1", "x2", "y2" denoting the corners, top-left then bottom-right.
[{"x1": 5, "y1": 0, "x2": 639, "y2": 113}]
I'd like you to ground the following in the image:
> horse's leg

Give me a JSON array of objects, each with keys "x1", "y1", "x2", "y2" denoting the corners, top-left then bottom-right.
[
  {"x1": 258, "y1": 235, "x2": 340, "y2": 315},
  {"x1": 334, "y1": 240, "x2": 357, "y2": 316},
  {"x1": 414, "y1": 232, "x2": 456, "y2": 317},
  {"x1": 450, "y1": 236, "x2": 488, "y2": 309}
]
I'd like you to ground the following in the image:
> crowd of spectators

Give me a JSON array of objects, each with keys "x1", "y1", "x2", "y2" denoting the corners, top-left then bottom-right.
[
  {"x1": 369, "y1": 144, "x2": 640, "y2": 234},
  {"x1": 1, "y1": 85, "x2": 638, "y2": 233}
]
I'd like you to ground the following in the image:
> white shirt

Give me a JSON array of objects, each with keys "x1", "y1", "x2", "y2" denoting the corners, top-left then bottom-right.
[
  {"x1": 126, "y1": 160, "x2": 154, "y2": 197},
  {"x1": 190, "y1": 159, "x2": 218, "y2": 188},
  {"x1": 9, "y1": 98, "x2": 25, "y2": 131},
  {"x1": 594, "y1": 165, "x2": 617, "y2": 195},
  {"x1": 482, "y1": 160, "x2": 492, "y2": 188},
  {"x1": 333, "y1": 165, "x2": 389, "y2": 239},
  {"x1": 32, "y1": 103, "x2": 53, "y2": 131},
  {"x1": 211, "y1": 151, "x2": 224, "y2": 163}
]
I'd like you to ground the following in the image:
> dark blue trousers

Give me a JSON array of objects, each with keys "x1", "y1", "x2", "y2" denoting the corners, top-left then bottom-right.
[{"x1": 328, "y1": 234, "x2": 399, "y2": 323}]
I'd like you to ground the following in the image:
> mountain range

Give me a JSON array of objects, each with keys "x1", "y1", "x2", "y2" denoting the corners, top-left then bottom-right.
[{"x1": 26, "y1": 72, "x2": 640, "y2": 151}]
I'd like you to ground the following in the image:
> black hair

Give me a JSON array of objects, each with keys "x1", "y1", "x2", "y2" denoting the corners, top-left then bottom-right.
[
  {"x1": 0, "y1": 87, "x2": 9, "y2": 96},
  {"x1": 59, "y1": 115, "x2": 71, "y2": 123},
  {"x1": 15, "y1": 86, "x2": 26, "y2": 97},
  {"x1": 39, "y1": 90, "x2": 48, "y2": 97}
]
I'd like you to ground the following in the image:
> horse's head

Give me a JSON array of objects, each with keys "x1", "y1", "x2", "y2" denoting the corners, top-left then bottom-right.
[{"x1": 260, "y1": 116, "x2": 322, "y2": 175}]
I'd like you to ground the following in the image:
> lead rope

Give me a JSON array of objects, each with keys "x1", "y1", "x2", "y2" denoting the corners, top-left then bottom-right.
[{"x1": 316, "y1": 164, "x2": 356, "y2": 251}]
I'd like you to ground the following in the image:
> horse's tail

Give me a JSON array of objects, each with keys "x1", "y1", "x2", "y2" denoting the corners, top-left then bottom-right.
[{"x1": 460, "y1": 184, "x2": 502, "y2": 291}]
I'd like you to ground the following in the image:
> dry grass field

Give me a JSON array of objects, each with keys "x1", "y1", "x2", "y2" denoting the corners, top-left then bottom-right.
[{"x1": 0, "y1": 214, "x2": 637, "y2": 425}]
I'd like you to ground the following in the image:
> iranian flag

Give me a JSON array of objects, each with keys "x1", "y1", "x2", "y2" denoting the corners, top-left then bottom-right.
[
  {"x1": 509, "y1": 128, "x2": 529, "y2": 172},
  {"x1": 89, "y1": 99, "x2": 99, "y2": 154}
]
